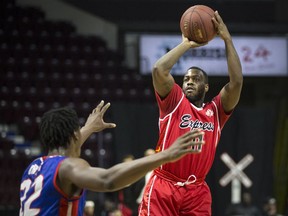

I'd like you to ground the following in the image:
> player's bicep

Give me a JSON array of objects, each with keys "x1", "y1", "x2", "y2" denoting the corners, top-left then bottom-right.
[
  {"x1": 152, "y1": 70, "x2": 175, "y2": 98},
  {"x1": 220, "y1": 82, "x2": 242, "y2": 112},
  {"x1": 59, "y1": 158, "x2": 109, "y2": 192}
]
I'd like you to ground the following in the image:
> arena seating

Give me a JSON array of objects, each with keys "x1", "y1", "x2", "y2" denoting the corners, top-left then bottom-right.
[{"x1": 0, "y1": 0, "x2": 154, "y2": 209}]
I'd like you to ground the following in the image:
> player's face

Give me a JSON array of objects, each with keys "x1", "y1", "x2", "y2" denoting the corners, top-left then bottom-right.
[{"x1": 182, "y1": 69, "x2": 208, "y2": 103}]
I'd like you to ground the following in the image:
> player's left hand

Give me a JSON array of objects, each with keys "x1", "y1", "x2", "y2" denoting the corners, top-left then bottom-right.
[
  {"x1": 84, "y1": 100, "x2": 116, "y2": 132},
  {"x1": 212, "y1": 11, "x2": 231, "y2": 41}
]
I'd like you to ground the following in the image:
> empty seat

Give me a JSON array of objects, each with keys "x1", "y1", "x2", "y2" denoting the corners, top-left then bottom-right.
[
  {"x1": 0, "y1": 137, "x2": 14, "y2": 153},
  {"x1": 18, "y1": 116, "x2": 39, "y2": 141},
  {"x1": 0, "y1": 100, "x2": 13, "y2": 124}
]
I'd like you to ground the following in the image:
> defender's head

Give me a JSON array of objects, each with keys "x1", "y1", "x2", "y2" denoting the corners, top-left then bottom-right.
[{"x1": 40, "y1": 107, "x2": 80, "y2": 152}]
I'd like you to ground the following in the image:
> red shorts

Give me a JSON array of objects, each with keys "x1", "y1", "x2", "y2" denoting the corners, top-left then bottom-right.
[{"x1": 138, "y1": 170, "x2": 212, "y2": 216}]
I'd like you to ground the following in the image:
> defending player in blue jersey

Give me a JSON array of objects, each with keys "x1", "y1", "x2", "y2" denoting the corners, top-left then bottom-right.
[{"x1": 20, "y1": 100, "x2": 205, "y2": 216}]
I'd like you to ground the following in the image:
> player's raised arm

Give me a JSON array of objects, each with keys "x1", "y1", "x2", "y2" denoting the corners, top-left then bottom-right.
[
  {"x1": 212, "y1": 11, "x2": 243, "y2": 112},
  {"x1": 152, "y1": 35, "x2": 206, "y2": 98},
  {"x1": 80, "y1": 100, "x2": 116, "y2": 146},
  {"x1": 59, "y1": 130, "x2": 205, "y2": 193}
]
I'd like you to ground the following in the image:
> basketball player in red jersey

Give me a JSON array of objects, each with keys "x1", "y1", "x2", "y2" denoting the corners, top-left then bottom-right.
[{"x1": 138, "y1": 11, "x2": 243, "y2": 216}]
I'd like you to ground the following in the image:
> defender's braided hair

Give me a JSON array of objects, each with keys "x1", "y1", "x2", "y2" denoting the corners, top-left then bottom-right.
[{"x1": 39, "y1": 107, "x2": 80, "y2": 151}]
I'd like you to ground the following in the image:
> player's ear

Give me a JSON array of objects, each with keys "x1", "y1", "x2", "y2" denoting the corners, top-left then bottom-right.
[{"x1": 205, "y1": 84, "x2": 209, "y2": 92}]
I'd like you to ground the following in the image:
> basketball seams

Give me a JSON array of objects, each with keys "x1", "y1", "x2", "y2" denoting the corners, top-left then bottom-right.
[
  {"x1": 195, "y1": 10, "x2": 208, "y2": 43},
  {"x1": 196, "y1": 6, "x2": 215, "y2": 42},
  {"x1": 180, "y1": 8, "x2": 195, "y2": 39},
  {"x1": 189, "y1": 11, "x2": 195, "y2": 43},
  {"x1": 188, "y1": 7, "x2": 196, "y2": 40}
]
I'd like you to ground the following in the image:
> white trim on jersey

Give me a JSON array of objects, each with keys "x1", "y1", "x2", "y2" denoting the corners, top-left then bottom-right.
[
  {"x1": 66, "y1": 202, "x2": 73, "y2": 216},
  {"x1": 212, "y1": 100, "x2": 221, "y2": 147},
  {"x1": 159, "y1": 92, "x2": 185, "y2": 121},
  {"x1": 158, "y1": 93, "x2": 185, "y2": 170},
  {"x1": 190, "y1": 101, "x2": 205, "y2": 111}
]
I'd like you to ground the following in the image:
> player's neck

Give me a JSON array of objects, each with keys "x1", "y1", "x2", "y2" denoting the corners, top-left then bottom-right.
[
  {"x1": 48, "y1": 147, "x2": 67, "y2": 156},
  {"x1": 189, "y1": 99, "x2": 204, "y2": 108},
  {"x1": 48, "y1": 147, "x2": 80, "y2": 158},
  {"x1": 186, "y1": 95, "x2": 204, "y2": 108},
  {"x1": 192, "y1": 101, "x2": 203, "y2": 108}
]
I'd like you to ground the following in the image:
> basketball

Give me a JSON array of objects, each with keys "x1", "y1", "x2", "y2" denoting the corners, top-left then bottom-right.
[{"x1": 180, "y1": 5, "x2": 217, "y2": 43}]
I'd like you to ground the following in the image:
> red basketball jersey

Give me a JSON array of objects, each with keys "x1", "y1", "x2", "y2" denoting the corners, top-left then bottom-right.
[{"x1": 155, "y1": 83, "x2": 231, "y2": 180}]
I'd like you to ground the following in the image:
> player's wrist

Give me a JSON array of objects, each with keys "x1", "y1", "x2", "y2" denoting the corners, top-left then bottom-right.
[{"x1": 155, "y1": 150, "x2": 170, "y2": 164}]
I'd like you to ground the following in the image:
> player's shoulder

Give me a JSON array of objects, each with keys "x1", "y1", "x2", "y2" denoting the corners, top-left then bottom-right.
[
  {"x1": 59, "y1": 157, "x2": 89, "y2": 173},
  {"x1": 58, "y1": 157, "x2": 90, "y2": 184}
]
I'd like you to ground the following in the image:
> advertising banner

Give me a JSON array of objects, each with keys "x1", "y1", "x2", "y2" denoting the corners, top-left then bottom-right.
[{"x1": 139, "y1": 34, "x2": 288, "y2": 76}]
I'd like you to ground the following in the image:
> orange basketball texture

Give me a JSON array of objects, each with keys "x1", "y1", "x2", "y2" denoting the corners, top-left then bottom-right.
[{"x1": 180, "y1": 5, "x2": 216, "y2": 43}]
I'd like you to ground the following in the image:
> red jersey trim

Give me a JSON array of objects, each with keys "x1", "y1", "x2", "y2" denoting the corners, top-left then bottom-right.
[
  {"x1": 58, "y1": 197, "x2": 79, "y2": 216},
  {"x1": 72, "y1": 199, "x2": 79, "y2": 215}
]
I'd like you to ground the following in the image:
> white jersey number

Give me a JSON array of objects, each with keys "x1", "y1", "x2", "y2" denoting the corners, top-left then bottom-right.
[{"x1": 20, "y1": 175, "x2": 44, "y2": 216}]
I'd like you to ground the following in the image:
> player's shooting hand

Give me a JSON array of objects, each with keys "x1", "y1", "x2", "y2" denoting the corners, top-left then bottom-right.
[
  {"x1": 84, "y1": 100, "x2": 116, "y2": 133},
  {"x1": 212, "y1": 11, "x2": 231, "y2": 41},
  {"x1": 181, "y1": 34, "x2": 207, "y2": 48},
  {"x1": 165, "y1": 130, "x2": 205, "y2": 163}
]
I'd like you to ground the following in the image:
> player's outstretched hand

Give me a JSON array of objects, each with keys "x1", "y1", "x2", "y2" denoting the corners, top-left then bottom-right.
[
  {"x1": 164, "y1": 130, "x2": 205, "y2": 163},
  {"x1": 84, "y1": 100, "x2": 116, "y2": 133}
]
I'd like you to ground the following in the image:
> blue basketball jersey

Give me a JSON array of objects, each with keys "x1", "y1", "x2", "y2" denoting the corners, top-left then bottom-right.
[{"x1": 20, "y1": 155, "x2": 86, "y2": 216}]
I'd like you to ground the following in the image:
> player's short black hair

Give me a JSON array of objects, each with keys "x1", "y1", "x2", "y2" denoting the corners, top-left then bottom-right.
[
  {"x1": 39, "y1": 107, "x2": 80, "y2": 151},
  {"x1": 187, "y1": 66, "x2": 209, "y2": 84}
]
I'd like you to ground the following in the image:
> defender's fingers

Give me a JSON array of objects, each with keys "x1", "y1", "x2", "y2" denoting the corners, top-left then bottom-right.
[
  {"x1": 180, "y1": 130, "x2": 204, "y2": 141},
  {"x1": 180, "y1": 130, "x2": 202, "y2": 138},
  {"x1": 105, "y1": 122, "x2": 117, "y2": 128},
  {"x1": 188, "y1": 142, "x2": 205, "y2": 153},
  {"x1": 182, "y1": 140, "x2": 205, "y2": 148},
  {"x1": 182, "y1": 144, "x2": 204, "y2": 154},
  {"x1": 94, "y1": 100, "x2": 104, "y2": 113},
  {"x1": 100, "y1": 102, "x2": 111, "y2": 114},
  {"x1": 190, "y1": 148, "x2": 203, "y2": 154}
]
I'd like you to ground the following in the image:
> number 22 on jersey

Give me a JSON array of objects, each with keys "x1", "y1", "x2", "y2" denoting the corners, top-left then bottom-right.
[{"x1": 20, "y1": 175, "x2": 44, "y2": 216}]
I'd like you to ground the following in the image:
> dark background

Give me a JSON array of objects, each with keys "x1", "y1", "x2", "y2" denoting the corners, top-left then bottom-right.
[{"x1": 64, "y1": 0, "x2": 288, "y2": 35}]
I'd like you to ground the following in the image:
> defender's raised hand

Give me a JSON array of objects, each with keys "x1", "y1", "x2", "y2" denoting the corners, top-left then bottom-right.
[
  {"x1": 80, "y1": 101, "x2": 116, "y2": 145},
  {"x1": 84, "y1": 100, "x2": 116, "y2": 132},
  {"x1": 164, "y1": 130, "x2": 205, "y2": 163}
]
